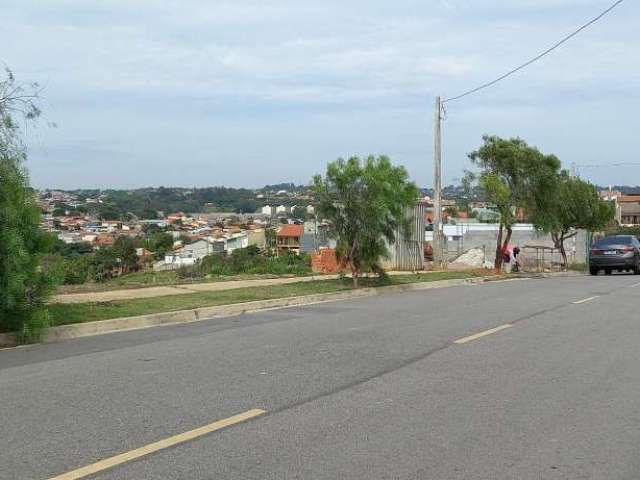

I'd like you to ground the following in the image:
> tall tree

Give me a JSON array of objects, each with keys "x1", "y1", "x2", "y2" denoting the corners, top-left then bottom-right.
[
  {"x1": 468, "y1": 136, "x2": 560, "y2": 269},
  {"x1": 0, "y1": 154, "x2": 59, "y2": 339},
  {"x1": 0, "y1": 68, "x2": 59, "y2": 340},
  {"x1": 112, "y1": 236, "x2": 139, "y2": 275},
  {"x1": 534, "y1": 173, "x2": 614, "y2": 268},
  {"x1": 313, "y1": 155, "x2": 418, "y2": 287}
]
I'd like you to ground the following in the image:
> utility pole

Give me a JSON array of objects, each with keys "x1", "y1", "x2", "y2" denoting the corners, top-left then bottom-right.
[{"x1": 432, "y1": 96, "x2": 444, "y2": 269}]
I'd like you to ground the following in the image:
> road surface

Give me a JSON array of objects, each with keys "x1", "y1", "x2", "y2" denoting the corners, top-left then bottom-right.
[{"x1": 2, "y1": 274, "x2": 640, "y2": 479}]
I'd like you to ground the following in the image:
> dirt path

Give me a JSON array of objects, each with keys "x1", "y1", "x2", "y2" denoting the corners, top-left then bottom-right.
[{"x1": 51, "y1": 275, "x2": 341, "y2": 304}]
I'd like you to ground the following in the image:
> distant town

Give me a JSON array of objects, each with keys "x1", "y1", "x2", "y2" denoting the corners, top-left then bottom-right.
[{"x1": 36, "y1": 182, "x2": 640, "y2": 278}]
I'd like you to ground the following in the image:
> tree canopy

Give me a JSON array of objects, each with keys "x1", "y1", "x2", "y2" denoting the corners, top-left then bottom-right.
[
  {"x1": 0, "y1": 154, "x2": 58, "y2": 338},
  {"x1": 534, "y1": 173, "x2": 614, "y2": 267},
  {"x1": 0, "y1": 69, "x2": 58, "y2": 340},
  {"x1": 468, "y1": 136, "x2": 561, "y2": 269},
  {"x1": 313, "y1": 155, "x2": 418, "y2": 286}
]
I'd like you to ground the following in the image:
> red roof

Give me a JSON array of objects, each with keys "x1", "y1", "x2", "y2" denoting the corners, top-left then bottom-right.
[
  {"x1": 277, "y1": 224, "x2": 304, "y2": 237},
  {"x1": 619, "y1": 195, "x2": 640, "y2": 203}
]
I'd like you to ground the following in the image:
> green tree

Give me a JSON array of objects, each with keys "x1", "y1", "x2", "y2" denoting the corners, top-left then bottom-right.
[
  {"x1": 112, "y1": 236, "x2": 138, "y2": 275},
  {"x1": 97, "y1": 203, "x2": 123, "y2": 221},
  {"x1": 52, "y1": 239, "x2": 94, "y2": 257},
  {"x1": 0, "y1": 68, "x2": 59, "y2": 340},
  {"x1": 291, "y1": 206, "x2": 308, "y2": 220},
  {"x1": 145, "y1": 231, "x2": 174, "y2": 259},
  {"x1": 89, "y1": 248, "x2": 119, "y2": 282},
  {"x1": 140, "y1": 209, "x2": 159, "y2": 220},
  {"x1": 0, "y1": 154, "x2": 59, "y2": 339},
  {"x1": 468, "y1": 136, "x2": 560, "y2": 269},
  {"x1": 534, "y1": 173, "x2": 614, "y2": 269},
  {"x1": 236, "y1": 199, "x2": 258, "y2": 214},
  {"x1": 264, "y1": 228, "x2": 276, "y2": 255},
  {"x1": 313, "y1": 155, "x2": 418, "y2": 287}
]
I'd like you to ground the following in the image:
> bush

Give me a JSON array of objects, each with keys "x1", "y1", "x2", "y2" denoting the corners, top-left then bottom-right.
[
  {"x1": 62, "y1": 256, "x2": 91, "y2": 284},
  {"x1": 199, "y1": 248, "x2": 311, "y2": 276}
]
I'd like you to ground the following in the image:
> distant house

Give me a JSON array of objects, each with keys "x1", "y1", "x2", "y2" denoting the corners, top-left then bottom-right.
[
  {"x1": 95, "y1": 233, "x2": 115, "y2": 249},
  {"x1": 619, "y1": 195, "x2": 640, "y2": 226},
  {"x1": 261, "y1": 205, "x2": 273, "y2": 216},
  {"x1": 276, "y1": 224, "x2": 304, "y2": 256},
  {"x1": 58, "y1": 232, "x2": 82, "y2": 244},
  {"x1": 306, "y1": 205, "x2": 315, "y2": 215},
  {"x1": 276, "y1": 205, "x2": 288, "y2": 215},
  {"x1": 166, "y1": 213, "x2": 185, "y2": 224},
  {"x1": 155, "y1": 233, "x2": 250, "y2": 271},
  {"x1": 81, "y1": 234, "x2": 98, "y2": 244}
]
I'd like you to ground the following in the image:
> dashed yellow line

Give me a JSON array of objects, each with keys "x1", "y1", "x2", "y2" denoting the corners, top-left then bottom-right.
[
  {"x1": 454, "y1": 324, "x2": 513, "y2": 344},
  {"x1": 48, "y1": 408, "x2": 266, "y2": 480}
]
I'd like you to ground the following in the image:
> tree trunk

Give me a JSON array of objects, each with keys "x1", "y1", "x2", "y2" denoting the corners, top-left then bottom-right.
[
  {"x1": 552, "y1": 231, "x2": 570, "y2": 271},
  {"x1": 349, "y1": 238, "x2": 359, "y2": 288},
  {"x1": 494, "y1": 223, "x2": 504, "y2": 270},
  {"x1": 502, "y1": 226, "x2": 513, "y2": 254},
  {"x1": 559, "y1": 240, "x2": 568, "y2": 271},
  {"x1": 500, "y1": 226, "x2": 513, "y2": 272},
  {"x1": 351, "y1": 264, "x2": 359, "y2": 288}
]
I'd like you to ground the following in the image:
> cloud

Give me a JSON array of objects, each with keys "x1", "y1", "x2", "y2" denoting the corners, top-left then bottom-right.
[{"x1": 2, "y1": 0, "x2": 638, "y2": 188}]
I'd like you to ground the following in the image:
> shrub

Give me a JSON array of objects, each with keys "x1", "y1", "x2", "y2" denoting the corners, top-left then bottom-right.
[
  {"x1": 200, "y1": 248, "x2": 311, "y2": 276},
  {"x1": 62, "y1": 256, "x2": 91, "y2": 284}
]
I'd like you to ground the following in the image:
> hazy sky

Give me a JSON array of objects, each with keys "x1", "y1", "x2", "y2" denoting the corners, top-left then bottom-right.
[{"x1": 4, "y1": 0, "x2": 639, "y2": 189}]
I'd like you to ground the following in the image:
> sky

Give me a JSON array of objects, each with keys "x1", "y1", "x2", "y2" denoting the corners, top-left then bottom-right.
[{"x1": 3, "y1": 0, "x2": 639, "y2": 189}]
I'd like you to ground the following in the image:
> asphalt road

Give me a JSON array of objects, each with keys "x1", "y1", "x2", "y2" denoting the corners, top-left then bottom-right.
[{"x1": 2, "y1": 274, "x2": 640, "y2": 479}]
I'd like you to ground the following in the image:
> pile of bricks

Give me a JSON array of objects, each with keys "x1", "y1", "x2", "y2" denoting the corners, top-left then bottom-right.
[{"x1": 311, "y1": 248, "x2": 345, "y2": 274}]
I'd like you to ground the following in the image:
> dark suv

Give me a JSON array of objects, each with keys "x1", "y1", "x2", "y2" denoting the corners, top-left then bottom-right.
[{"x1": 589, "y1": 235, "x2": 640, "y2": 275}]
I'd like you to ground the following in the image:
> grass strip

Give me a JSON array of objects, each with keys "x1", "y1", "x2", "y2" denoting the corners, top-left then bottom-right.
[{"x1": 48, "y1": 271, "x2": 485, "y2": 327}]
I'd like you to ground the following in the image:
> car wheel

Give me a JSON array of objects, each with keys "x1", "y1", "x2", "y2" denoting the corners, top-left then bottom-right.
[{"x1": 589, "y1": 267, "x2": 599, "y2": 276}]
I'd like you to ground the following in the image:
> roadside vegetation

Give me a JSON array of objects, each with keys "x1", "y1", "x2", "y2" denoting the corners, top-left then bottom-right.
[
  {"x1": 45, "y1": 271, "x2": 487, "y2": 327},
  {"x1": 0, "y1": 69, "x2": 60, "y2": 341},
  {"x1": 313, "y1": 155, "x2": 418, "y2": 286},
  {"x1": 466, "y1": 136, "x2": 614, "y2": 270},
  {"x1": 50, "y1": 243, "x2": 312, "y2": 292}
]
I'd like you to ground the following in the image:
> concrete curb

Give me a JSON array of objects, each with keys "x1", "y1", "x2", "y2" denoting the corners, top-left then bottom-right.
[
  {"x1": 1, "y1": 276, "x2": 498, "y2": 348},
  {"x1": 0, "y1": 332, "x2": 18, "y2": 349},
  {"x1": 0, "y1": 271, "x2": 581, "y2": 348}
]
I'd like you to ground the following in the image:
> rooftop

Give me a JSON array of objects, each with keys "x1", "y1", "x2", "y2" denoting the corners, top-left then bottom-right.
[{"x1": 277, "y1": 224, "x2": 304, "y2": 237}]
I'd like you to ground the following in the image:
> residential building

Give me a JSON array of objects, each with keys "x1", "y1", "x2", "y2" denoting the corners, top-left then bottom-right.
[
  {"x1": 95, "y1": 233, "x2": 116, "y2": 249},
  {"x1": 619, "y1": 195, "x2": 640, "y2": 226},
  {"x1": 154, "y1": 233, "x2": 250, "y2": 271},
  {"x1": 276, "y1": 224, "x2": 304, "y2": 255}
]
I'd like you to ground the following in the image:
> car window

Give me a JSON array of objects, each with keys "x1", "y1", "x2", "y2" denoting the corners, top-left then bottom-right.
[{"x1": 594, "y1": 236, "x2": 633, "y2": 247}]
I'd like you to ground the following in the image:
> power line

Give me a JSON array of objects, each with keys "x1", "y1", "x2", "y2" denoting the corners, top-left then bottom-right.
[
  {"x1": 576, "y1": 162, "x2": 640, "y2": 168},
  {"x1": 443, "y1": 0, "x2": 626, "y2": 103}
]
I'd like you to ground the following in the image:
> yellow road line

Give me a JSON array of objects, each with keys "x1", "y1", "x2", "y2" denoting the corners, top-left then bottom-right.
[
  {"x1": 454, "y1": 324, "x2": 512, "y2": 344},
  {"x1": 572, "y1": 295, "x2": 600, "y2": 304},
  {"x1": 48, "y1": 408, "x2": 266, "y2": 480}
]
